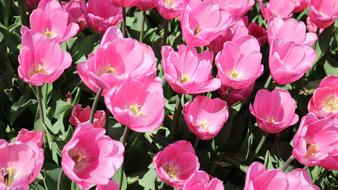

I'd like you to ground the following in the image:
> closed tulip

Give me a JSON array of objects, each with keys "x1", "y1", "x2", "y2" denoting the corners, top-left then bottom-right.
[
  {"x1": 183, "y1": 171, "x2": 224, "y2": 190},
  {"x1": 69, "y1": 104, "x2": 106, "y2": 128},
  {"x1": 309, "y1": 0, "x2": 338, "y2": 28}
]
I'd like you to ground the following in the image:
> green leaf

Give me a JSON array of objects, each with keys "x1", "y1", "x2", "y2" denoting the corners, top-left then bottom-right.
[
  {"x1": 10, "y1": 95, "x2": 36, "y2": 125},
  {"x1": 138, "y1": 164, "x2": 157, "y2": 190},
  {"x1": 113, "y1": 168, "x2": 127, "y2": 190},
  {"x1": 323, "y1": 54, "x2": 338, "y2": 76}
]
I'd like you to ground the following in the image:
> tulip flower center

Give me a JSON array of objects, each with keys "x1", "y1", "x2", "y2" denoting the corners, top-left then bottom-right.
[
  {"x1": 194, "y1": 25, "x2": 202, "y2": 35},
  {"x1": 198, "y1": 120, "x2": 209, "y2": 131},
  {"x1": 129, "y1": 104, "x2": 145, "y2": 116},
  {"x1": 31, "y1": 64, "x2": 48, "y2": 76},
  {"x1": 98, "y1": 66, "x2": 116, "y2": 76},
  {"x1": 68, "y1": 149, "x2": 88, "y2": 172},
  {"x1": 305, "y1": 143, "x2": 319, "y2": 158},
  {"x1": 229, "y1": 70, "x2": 244, "y2": 80},
  {"x1": 322, "y1": 96, "x2": 338, "y2": 113},
  {"x1": 165, "y1": 0, "x2": 174, "y2": 7},
  {"x1": 180, "y1": 74, "x2": 190, "y2": 83},
  {"x1": 266, "y1": 116, "x2": 276, "y2": 124},
  {"x1": 0, "y1": 167, "x2": 16, "y2": 187},
  {"x1": 44, "y1": 29, "x2": 57, "y2": 39},
  {"x1": 163, "y1": 164, "x2": 178, "y2": 179}
]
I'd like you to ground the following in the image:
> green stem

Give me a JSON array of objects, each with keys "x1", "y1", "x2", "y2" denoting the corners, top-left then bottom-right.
[
  {"x1": 89, "y1": 88, "x2": 102, "y2": 123},
  {"x1": 274, "y1": 138, "x2": 281, "y2": 159},
  {"x1": 57, "y1": 170, "x2": 63, "y2": 190},
  {"x1": 193, "y1": 138, "x2": 200, "y2": 150},
  {"x1": 316, "y1": 169, "x2": 328, "y2": 185},
  {"x1": 139, "y1": 11, "x2": 146, "y2": 42},
  {"x1": 264, "y1": 75, "x2": 272, "y2": 89},
  {"x1": 36, "y1": 86, "x2": 45, "y2": 124},
  {"x1": 122, "y1": 8, "x2": 127, "y2": 37},
  {"x1": 119, "y1": 127, "x2": 129, "y2": 190},
  {"x1": 281, "y1": 155, "x2": 294, "y2": 171},
  {"x1": 162, "y1": 20, "x2": 168, "y2": 46},
  {"x1": 248, "y1": 133, "x2": 267, "y2": 163}
]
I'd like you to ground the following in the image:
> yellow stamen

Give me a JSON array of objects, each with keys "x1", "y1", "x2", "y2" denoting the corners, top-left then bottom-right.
[
  {"x1": 163, "y1": 164, "x2": 178, "y2": 179},
  {"x1": 322, "y1": 96, "x2": 338, "y2": 113},
  {"x1": 129, "y1": 104, "x2": 145, "y2": 116},
  {"x1": 105, "y1": 66, "x2": 116, "y2": 74},
  {"x1": 194, "y1": 25, "x2": 202, "y2": 35},
  {"x1": 198, "y1": 120, "x2": 209, "y2": 131},
  {"x1": 229, "y1": 70, "x2": 244, "y2": 80},
  {"x1": 266, "y1": 116, "x2": 276, "y2": 124},
  {"x1": 44, "y1": 29, "x2": 57, "y2": 39},
  {"x1": 165, "y1": 0, "x2": 174, "y2": 7},
  {"x1": 180, "y1": 74, "x2": 190, "y2": 83},
  {"x1": 305, "y1": 143, "x2": 319, "y2": 158},
  {"x1": 0, "y1": 167, "x2": 16, "y2": 187}
]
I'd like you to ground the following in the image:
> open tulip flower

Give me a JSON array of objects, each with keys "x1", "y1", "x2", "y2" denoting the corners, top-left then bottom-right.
[
  {"x1": 162, "y1": 45, "x2": 221, "y2": 94},
  {"x1": 292, "y1": 114, "x2": 338, "y2": 170},
  {"x1": 77, "y1": 27, "x2": 157, "y2": 95},
  {"x1": 104, "y1": 77, "x2": 164, "y2": 132},
  {"x1": 183, "y1": 96, "x2": 229, "y2": 140},
  {"x1": 244, "y1": 162, "x2": 320, "y2": 190},
  {"x1": 183, "y1": 170, "x2": 224, "y2": 190},
  {"x1": 22, "y1": 0, "x2": 79, "y2": 43},
  {"x1": 309, "y1": 0, "x2": 338, "y2": 29},
  {"x1": 0, "y1": 130, "x2": 44, "y2": 190},
  {"x1": 216, "y1": 36, "x2": 263, "y2": 89},
  {"x1": 153, "y1": 140, "x2": 200, "y2": 189},
  {"x1": 61, "y1": 123, "x2": 124, "y2": 189},
  {"x1": 308, "y1": 75, "x2": 338, "y2": 118},
  {"x1": 250, "y1": 89, "x2": 299, "y2": 134},
  {"x1": 181, "y1": 0, "x2": 233, "y2": 47},
  {"x1": 18, "y1": 31, "x2": 72, "y2": 86}
]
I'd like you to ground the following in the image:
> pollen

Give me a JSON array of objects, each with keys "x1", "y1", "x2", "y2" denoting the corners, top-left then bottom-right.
[
  {"x1": 194, "y1": 25, "x2": 202, "y2": 35},
  {"x1": 165, "y1": 0, "x2": 174, "y2": 7},
  {"x1": 0, "y1": 167, "x2": 16, "y2": 187},
  {"x1": 180, "y1": 74, "x2": 190, "y2": 83},
  {"x1": 129, "y1": 104, "x2": 145, "y2": 116},
  {"x1": 198, "y1": 120, "x2": 209, "y2": 131},
  {"x1": 44, "y1": 29, "x2": 57, "y2": 39},
  {"x1": 322, "y1": 95, "x2": 338, "y2": 113},
  {"x1": 230, "y1": 70, "x2": 244, "y2": 80},
  {"x1": 305, "y1": 143, "x2": 319, "y2": 159},
  {"x1": 266, "y1": 116, "x2": 276, "y2": 124},
  {"x1": 105, "y1": 66, "x2": 116, "y2": 74},
  {"x1": 163, "y1": 164, "x2": 178, "y2": 179}
]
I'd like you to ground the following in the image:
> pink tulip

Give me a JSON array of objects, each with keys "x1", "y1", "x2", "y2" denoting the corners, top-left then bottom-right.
[
  {"x1": 309, "y1": 0, "x2": 338, "y2": 28},
  {"x1": 183, "y1": 96, "x2": 229, "y2": 140},
  {"x1": 293, "y1": 114, "x2": 338, "y2": 170},
  {"x1": 269, "y1": 39, "x2": 316, "y2": 85},
  {"x1": 69, "y1": 104, "x2": 106, "y2": 128},
  {"x1": 249, "y1": 89, "x2": 299, "y2": 134},
  {"x1": 153, "y1": 140, "x2": 200, "y2": 189},
  {"x1": 208, "y1": 20, "x2": 249, "y2": 52},
  {"x1": 18, "y1": 31, "x2": 72, "y2": 86},
  {"x1": 99, "y1": 26, "x2": 123, "y2": 48},
  {"x1": 85, "y1": 0, "x2": 122, "y2": 33},
  {"x1": 136, "y1": 0, "x2": 157, "y2": 11},
  {"x1": 268, "y1": 17, "x2": 317, "y2": 46},
  {"x1": 110, "y1": 0, "x2": 142, "y2": 7},
  {"x1": 307, "y1": 16, "x2": 318, "y2": 33},
  {"x1": 183, "y1": 170, "x2": 224, "y2": 190},
  {"x1": 61, "y1": 0, "x2": 88, "y2": 31},
  {"x1": 244, "y1": 162, "x2": 320, "y2": 190},
  {"x1": 161, "y1": 45, "x2": 221, "y2": 94},
  {"x1": 216, "y1": 36, "x2": 263, "y2": 89},
  {"x1": 96, "y1": 180, "x2": 119, "y2": 190},
  {"x1": 181, "y1": 0, "x2": 233, "y2": 47},
  {"x1": 218, "y1": 82, "x2": 255, "y2": 105},
  {"x1": 248, "y1": 23, "x2": 267, "y2": 47},
  {"x1": 293, "y1": 0, "x2": 308, "y2": 13},
  {"x1": 23, "y1": 0, "x2": 79, "y2": 43},
  {"x1": 0, "y1": 130, "x2": 44, "y2": 189},
  {"x1": 212, "y1": 0, "x2": 254, "y2": 18},
  {"x1": 17, "y1": 129, "x2": 44, "y2": 148},
  {"x1": 156, "y1": 0, "x2": 189, "y2": 20},
  {"x1": 105, "y1": 77, "x2": 164, "y2": 132},
  {"x1": 308, "y1": 75, "x2": 338, "y2": 118},
  {"x1": 77, "y1": 29, "x2": 157, "y2": 95},
  {"x1": 61, "y1": 123, "x2": 124, "y2": 189},
  {"x1": 258, "y1": 0, "x2": 295, "y2": 21}
]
